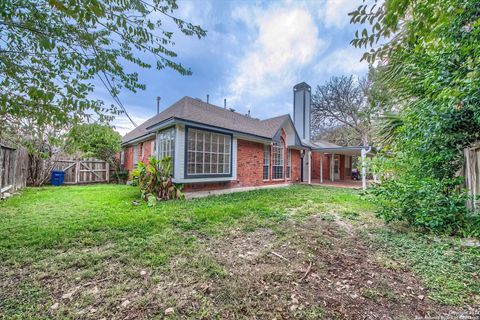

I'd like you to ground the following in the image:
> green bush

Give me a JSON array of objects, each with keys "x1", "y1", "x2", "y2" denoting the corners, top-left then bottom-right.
[
  {"x1": 367, "y1": 175, "x2": 479, "y2": 236},
  {"x1": 113, "y1": 170, "x2": 129, "y2": 184},
  {"x1": 131, "y1": 156, "x2": 183, "y2": 204}
]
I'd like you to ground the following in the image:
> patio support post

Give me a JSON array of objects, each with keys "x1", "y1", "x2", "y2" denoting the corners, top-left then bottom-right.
[
  {"x1": 308, "y1": 150, "x2": 312, "y2": 185},
  {"x1": 330, "y1": 153, "x2": 335, "y2": 182},
  {"x1": 361, "y1": 147, "x2": 370, "y2": 190},
  {"x1": 320, "y1": 152, "x2": 323, "y2": 184}
]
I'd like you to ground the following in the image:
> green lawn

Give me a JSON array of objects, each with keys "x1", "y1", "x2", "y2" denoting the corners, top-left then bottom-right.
[{"x1": 0, "y1": 184, "x2": 478, "y2": 319}]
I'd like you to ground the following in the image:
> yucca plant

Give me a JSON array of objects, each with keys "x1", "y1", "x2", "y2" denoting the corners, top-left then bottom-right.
[{"x1": 131, "y1": 156, "x2": 183, "y2": 204}]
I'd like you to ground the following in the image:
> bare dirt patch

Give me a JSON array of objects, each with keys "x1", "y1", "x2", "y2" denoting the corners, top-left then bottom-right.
[
  {"x1": 178, "y1": 215, "x2": 466, "y2": 319},
  {"x1": 1, "y1": 216, "x2": 469, "y2": 319}
]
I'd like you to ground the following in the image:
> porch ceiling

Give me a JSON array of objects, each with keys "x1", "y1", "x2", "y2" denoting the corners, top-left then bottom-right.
[{"x1": 312, "y1": 146, "x2": 375, "y2": 157}]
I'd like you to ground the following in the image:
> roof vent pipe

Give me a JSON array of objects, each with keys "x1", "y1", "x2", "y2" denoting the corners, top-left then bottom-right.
[
  {"x1": 224, "y1": 98, "x2": 226, "y2": 109},
  {"x1": 206, "y1": 94, "x2": 210, "y2": 104},
  {"x1": 156, "y1": 96, "x2": 161, "y2": 114}
]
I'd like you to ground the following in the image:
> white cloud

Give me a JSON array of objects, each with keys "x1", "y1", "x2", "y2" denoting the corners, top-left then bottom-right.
[
  {"x1": 319, "y1": 0, "x2": 359, "y2": 29},
  {"x1": 314, "y1": 47, "x2": 369, "y2": 76},
  {"x1": 113, "y1": 115, "x2": 150, "y2": 136},
  {"x1": 227, "y1": 4, "x2": 326, "y2": 111}
]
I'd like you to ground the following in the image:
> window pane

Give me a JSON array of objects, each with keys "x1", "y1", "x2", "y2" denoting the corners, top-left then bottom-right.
[
  {"x1": 195, "y1": 151, "x2": 202, "y2": 163},
  {"x1": 204, "y1": 162, "x2": 211, "y2": 174},
  {"x1": 186, "y1": 128, "x2": 231, "y2": 176},
  {"x1": 188, "y1": 151, "x2": 195, "y2": 163}
]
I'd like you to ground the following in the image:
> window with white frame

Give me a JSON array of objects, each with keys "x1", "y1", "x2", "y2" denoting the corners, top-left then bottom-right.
[
  {"x1": 286, "y1": 149, "x2": 291, "y2": 179},
  {"x1": 272, "y1": 141, "x2": 284, "y2": 180},
  {"x1": 151, "y1": 140, "x2": 156, "y2": 156},
  {"x1": 263, "y1": 145, "x2": 270, "y2": 180},
  {"x1": 133, "y1": 144, "x2": 139, "y2": 168},
  {"x1": 157, "y1": 127, "x2": 175, "y2": 160},
  {"x1": 186, "y1": 128, "x2": 231, "y2": 176},
  {"x1": 120, "y1": 150, "x2": 125, "y2": 165}
]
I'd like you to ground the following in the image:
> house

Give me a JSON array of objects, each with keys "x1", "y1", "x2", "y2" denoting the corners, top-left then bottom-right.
[{"x1": 121, "y1": 82, "x2": 372, "y2": 191}]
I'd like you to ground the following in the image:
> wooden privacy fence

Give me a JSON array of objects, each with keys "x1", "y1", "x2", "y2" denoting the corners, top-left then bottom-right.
[
  {"x1": 0, "y1": 143, "x2": 28, "y2": 194},
  {"x1": 464, "y1": 143, "x2": 480, "y2": 210},
  {"x1": 52, "y1": 158, "x2": 112, "y2": 184}
]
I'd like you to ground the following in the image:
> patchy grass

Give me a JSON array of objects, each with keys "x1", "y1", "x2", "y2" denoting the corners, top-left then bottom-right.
[
  {"x1": 0, "y1": 184, "x2": 478, "y2": 319},
  {"x1": 364, "y1": 227, "x2": 480, "y2": 305}
]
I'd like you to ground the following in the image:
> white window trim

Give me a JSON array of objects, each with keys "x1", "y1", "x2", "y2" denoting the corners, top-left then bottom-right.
[
  {"x1": 263, "y1": 144, "x2": 270, "y2": 181},
  {"x1": 133, "y1": 144, "x2": 139, "y2": 168},
  {"x1": 272, "y1": 141, "x2": 284, "y2": 180},
  {"x1": 120, "y1": 150, "x2": 125, "y2": 165}
]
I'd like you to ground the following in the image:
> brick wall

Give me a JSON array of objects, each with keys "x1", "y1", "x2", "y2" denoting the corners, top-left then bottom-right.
[
  {"x1": 290, "y1": 149, "x2": 301, "y2": 182},
  {"x1": 183, "y1": 138, "x2": 302, "y2": 191},
  {"x1": 235, "y1": 139, "x2": 265, "y2": 187},
  {"x1": 122, "y1": 139, "x2": 155, "y2": 171},
  {"x1": 311, "y1": 152, "x2": 331, "y2": 181},
  {"x1": 124, "y1": 145, "x2": 133, "y2": 171},
  {"x1": 125, "y1": 136, "x2": 302, "y2": 191}
]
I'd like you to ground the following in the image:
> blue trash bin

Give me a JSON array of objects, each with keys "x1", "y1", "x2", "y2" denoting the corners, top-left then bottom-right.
[{"x1": 51, "y1": 170, "x2": 65, "y2": 186}]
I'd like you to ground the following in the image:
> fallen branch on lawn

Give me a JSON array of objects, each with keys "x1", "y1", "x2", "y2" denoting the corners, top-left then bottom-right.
[
  {"x1": 82, "y1": 277, "x2": 110, "y2": 287},
  {"x1": 271, "y1": 251, "x2": 289, "y2": 262},
  {"x1": 299, "y1": 261, "x2": 313, "y2": 282}
]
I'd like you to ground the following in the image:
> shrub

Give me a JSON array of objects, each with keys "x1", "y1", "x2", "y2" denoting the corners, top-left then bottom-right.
[
  {"x1": 131, "y1": 156, "x2": 183, "y2": 204},
  {"x1": 367, "y1": 175, "x2": 479, "y2": 236},
  {"x1": 113, "y1": 170, "x2": 129, "y2": 184}
]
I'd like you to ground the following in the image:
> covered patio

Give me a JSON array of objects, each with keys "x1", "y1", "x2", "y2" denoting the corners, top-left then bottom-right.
[{"x1": 305, "y1": 140, "x2": 374, "y2": 190}]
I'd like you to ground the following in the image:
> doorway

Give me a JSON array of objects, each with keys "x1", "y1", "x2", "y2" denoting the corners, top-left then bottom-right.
[{"x1": 334, "y1": 157, "x2": 340, "y2": 180}]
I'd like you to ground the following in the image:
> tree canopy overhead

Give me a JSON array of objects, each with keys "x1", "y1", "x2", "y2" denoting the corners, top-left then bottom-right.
[
  {"x1": 351, "y1": 0, "x2": 480, "y2": 235},
  {"x1": 0, "y1": 0, "x2": 206, "y2": 133}
]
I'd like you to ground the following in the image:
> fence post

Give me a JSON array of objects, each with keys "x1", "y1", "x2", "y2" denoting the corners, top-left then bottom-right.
[
  {"x1": 0, "y1": 147, "x2": 3, "y2": 192},
  {"x1": 75, "y1": 160, "x2": 79, "y2": 184},
  {"x1": 12, "y1": 149, "x2": 17, "y2": 191},
  {"x1": 106, "y1": 162, "x2": 110, "y2": 182}
]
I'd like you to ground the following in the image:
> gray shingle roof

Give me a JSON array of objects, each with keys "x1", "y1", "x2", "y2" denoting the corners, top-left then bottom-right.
[{"x1": 122, "y1": 97, "x2": 293, "y2": 144}]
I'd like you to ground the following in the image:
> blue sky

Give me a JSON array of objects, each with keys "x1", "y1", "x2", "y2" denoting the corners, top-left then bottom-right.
[{"x1": 100, "y1": 0, "x2": 370, "y2": 135}]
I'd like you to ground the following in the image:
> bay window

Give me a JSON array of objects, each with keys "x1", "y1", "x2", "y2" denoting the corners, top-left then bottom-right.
[
  {"x1": 157, "y1": 127, "x2": 175, "y2": 160},
  {"x1": 187, "y1": 128, "x2": 231, "y2": 176}
]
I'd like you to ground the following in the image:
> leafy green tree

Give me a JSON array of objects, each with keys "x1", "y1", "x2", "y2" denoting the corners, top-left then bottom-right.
[
  {"x1": 66, "y1": 123, "x2": 121, "y2": 163},
  {"x1": 351, "y1": 1, "x2": 480, "y2": 234},
  {"x1": 0, "y1": 0, "x2": 206, "y2": 134}
]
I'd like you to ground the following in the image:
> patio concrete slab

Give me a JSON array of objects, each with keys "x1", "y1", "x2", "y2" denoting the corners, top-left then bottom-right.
[{"x1": 184, "y1": 183, "x2": 291, "y2": 199}]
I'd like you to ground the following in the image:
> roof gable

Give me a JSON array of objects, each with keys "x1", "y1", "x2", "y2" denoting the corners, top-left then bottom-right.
[{"x1": 122, "y1": 97, "x2": 303, "y2": 145}]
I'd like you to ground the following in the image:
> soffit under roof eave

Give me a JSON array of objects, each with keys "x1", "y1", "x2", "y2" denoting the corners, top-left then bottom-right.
[{"x1": 121, "y1": 133, "x2": 156, "y2": 146}]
